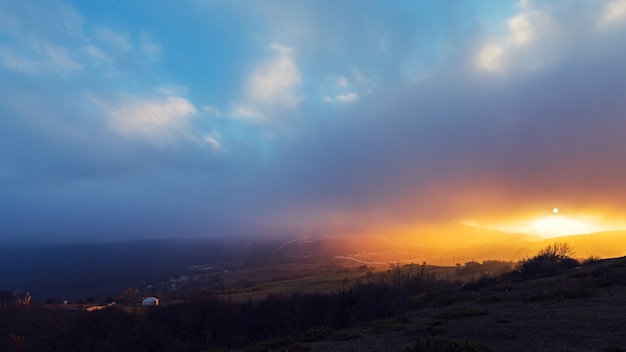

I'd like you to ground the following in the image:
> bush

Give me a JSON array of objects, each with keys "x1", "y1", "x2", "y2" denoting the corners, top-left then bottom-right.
[
  {"x1": 582, "y1": 256, "x2": 601, "y2": 265},
  {"x1": 462, "y1": 274, "x2": 497, "y2": 291},
  {"x1": 518, "y1": 242, "x2": 579, "y2": 278}
]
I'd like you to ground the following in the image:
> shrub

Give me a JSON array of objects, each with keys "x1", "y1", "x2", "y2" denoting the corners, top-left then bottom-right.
[
  {"x1": 462, "y1": 274, "x2": 497, "y2": 291},
  {"x1": 518, "y1": 242, "x2": 579, "y2": 278},
  {"x1": 434, "y1": 308, "x2": 487, "y2": 319},
  {"x1": 582, "y1": 255, "x2": 601, "y2": 265}
]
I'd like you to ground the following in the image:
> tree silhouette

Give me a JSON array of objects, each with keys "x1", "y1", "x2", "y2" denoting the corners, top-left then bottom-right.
[{"x1": 519, "y1": 242, "x2": 579, "y2": 278}]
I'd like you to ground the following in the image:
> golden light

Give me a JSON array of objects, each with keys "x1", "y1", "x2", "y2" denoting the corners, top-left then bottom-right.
[
  {"x1": 525, "y1": 215, "x2": 600, "y2": 238},
  {"x1": 478, "y1": 210, "x2": 626, "y2": 239}
]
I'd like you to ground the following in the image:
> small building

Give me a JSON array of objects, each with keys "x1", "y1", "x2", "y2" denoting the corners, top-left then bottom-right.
[{"x1": 141, "y1": 296, "x2": 159, "y2": 306}]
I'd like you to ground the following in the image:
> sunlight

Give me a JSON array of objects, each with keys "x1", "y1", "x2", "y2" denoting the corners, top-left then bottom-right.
[
  {"x1": 525, "y1": 215, "x2": 601, "y2": 238},
  {"x1": 485, "y1": 212, "x2": 626, "y2": 239}
]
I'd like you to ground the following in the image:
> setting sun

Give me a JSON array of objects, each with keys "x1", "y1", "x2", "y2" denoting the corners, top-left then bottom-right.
[
  {"x1": 526, "y1": 216, "x2": 600, "y2": 238},
  {"x1": 481, "y1": 211, "x2": 626, "y2": 239}
]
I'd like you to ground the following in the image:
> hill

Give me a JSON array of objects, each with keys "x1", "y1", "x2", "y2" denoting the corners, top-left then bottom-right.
[
  {"x1": 3, "y1": 252, "x2": 626, "y2": 351},
  {"x1": 299, "y1": 256, "x2": 626, "y2": 352}
]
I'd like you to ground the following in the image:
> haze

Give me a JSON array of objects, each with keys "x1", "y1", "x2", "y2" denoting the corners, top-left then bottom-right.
[{"x1": 2, "y1": 0, "x2": 626, "y2": 248}]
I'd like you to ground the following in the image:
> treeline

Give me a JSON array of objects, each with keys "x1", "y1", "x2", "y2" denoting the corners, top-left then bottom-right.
[
  {"x1": 0, "y1": 264, "x2": 458, "y2": 351},
  {"x1": 455, "y1": 260, "x2": 515, "y2": 277}
]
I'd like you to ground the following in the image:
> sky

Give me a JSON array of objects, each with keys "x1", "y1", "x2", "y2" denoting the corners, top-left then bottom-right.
[{"x1": 2, "y1": 0, "x2": 626, "y2": 244}]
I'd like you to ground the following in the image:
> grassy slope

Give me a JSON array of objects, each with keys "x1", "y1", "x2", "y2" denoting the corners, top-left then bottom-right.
[{"x1": 243, "y1": 257, "x2": 626, "y2": 352}]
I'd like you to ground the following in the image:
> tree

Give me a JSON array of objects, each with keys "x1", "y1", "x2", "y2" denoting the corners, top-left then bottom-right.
[
  {"x1": 519, "y1": 242, "x2": 579, "y2": 278},
  {"x1": 536, "y1": 242, "x2": 575, "y2": 263}
]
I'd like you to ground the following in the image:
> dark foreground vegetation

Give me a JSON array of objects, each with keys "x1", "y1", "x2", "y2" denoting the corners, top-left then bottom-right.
[
  {"x1": 2, "y1": 242, "x2": 626, "y2": 351},
  {"x1": 1, "y1": 262, "x2": 458, "y2": 351}
]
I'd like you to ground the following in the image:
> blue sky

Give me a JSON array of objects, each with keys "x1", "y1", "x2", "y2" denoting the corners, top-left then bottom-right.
[{"x1": 2, "y1": 0, "x2": 626, "y2": 243}]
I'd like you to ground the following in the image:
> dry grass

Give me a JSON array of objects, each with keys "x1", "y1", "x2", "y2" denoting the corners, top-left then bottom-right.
[{"x1": 300, "y1": 257, "x2": 626, "y2": 352}]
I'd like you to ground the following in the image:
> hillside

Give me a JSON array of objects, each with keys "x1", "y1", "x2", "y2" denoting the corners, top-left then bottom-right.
[
  {"x1": 253, "y1": 256, "x2": 626, "y2": 352},
  {"x1": 3, "y1": 253, "x2": 626, "y2": 351}
]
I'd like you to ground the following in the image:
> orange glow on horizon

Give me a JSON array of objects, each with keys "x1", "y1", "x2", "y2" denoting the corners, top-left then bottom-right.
[
  {"x1": 468, "y1": 208, "x2": 626, "y2": 239},
  {"x1": 334, "y1": 206, "x2": 626, "y2": 264}
]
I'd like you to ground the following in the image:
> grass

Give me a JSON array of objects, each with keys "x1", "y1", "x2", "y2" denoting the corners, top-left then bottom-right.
[
  {"x1": 434, "y1": 308, "x2": 488, "y2": 319},
  {"x1": 410, "y1": 292, "x2": 476, "y2": 308},
  {"x1": 367, "y1": 318, "x2": 412, "y2": 334},
  {"x1": 328, "y1": 331, "x2": 361, "y2": 341},
  {"x1": 223, "y1": 270, "x2": 367, "y2": 302},
  {"x1": 246, "y1": 337, "x2": 310, "y2": 352},
  {"x1": 246, "y1": 256, "x2": 626, "y2": 351},
  {"x1": 426, "y1": 324, "x2": 447, "y2": 336},
  {"x1": 407, "y1": 338, "x2": 494, "y2": 352},
  {"x1": 247, "y1": 326, "x2": 362, "y2": 352},
  {"x1": 298, "y1": 327, "x2": 335, "y2": 342}
]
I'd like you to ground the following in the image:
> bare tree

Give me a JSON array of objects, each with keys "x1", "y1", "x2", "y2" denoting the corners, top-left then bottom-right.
[{"x1": 519, "y1": 242, "x2": 578, "y2": 277}]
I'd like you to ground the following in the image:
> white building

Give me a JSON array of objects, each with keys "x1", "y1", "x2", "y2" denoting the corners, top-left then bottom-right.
[{"x1": 141, "y1": 296, "x2": 159, "y2": 306}]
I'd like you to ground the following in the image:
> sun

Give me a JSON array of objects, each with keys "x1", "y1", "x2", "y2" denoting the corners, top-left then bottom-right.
[
  {"x1": 526, "y1": 216, "x2": 598, "y2": 238},
  {"x1": 478, "y1": 208, "x2": 626, "y2": 239}
]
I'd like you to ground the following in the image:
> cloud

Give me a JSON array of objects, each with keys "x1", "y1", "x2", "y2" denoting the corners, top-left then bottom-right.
[
  {"x1": 269, "y1": 43, "x2": 294, "y2": 56},
  {"x1": 335, "y1": 76, "x2": 348, "y2": 87},
  {"x1": 233, "y1": 43, "x2": 304, "y2": 121},
  {"x1": 336, "y1": 92, "x2": 358, "y2": 103},
  {"x1": 100, "y1": 94, "x2": 198, "y2": 142},
  {"x1": 506, "y1": 12, "x2": 535, "y2": 47},
  {"x1": 322, "y1": 92, "x2": 358, "y2": 103},
  {"x1": 0, "y1": 41, "x2": 83, "y2": 75},
  {"x1": 139, "y1": 31, "x2": 161, "y2": 61},
  {"x1": 231, "y1": 105, "x2": 265, "y2": 121},
  {"x1": 202, "y1": 105, "x2": 223, "y2": 117},
  {"x1": 476, "y1": 44, "x2": 505, "y2": 72},
  {"x1": 3, "y1": 0, "x2": 626, "y2": 243},
  {"x1": 203, "y1": 132, "x2": 223, "y2": 151},
  {"x1": 44, "y1": 44, "x2": 84, "y2": 72},
  {"x1": 321, "y1": 95, "x2": 334, "y2": 103},
  {"x1": 599, "y1": 0, "x2": 626, "y2": 27},
  {"x1": 95, "y1": 28, "x2": 132, "y2": 53},
  {"x1": 0, "y1": 50, "x2": 40, "y2": 73},
  {"x1": 247, "y1": 55, "x2": 302, "y2": 107},
  {"x1": 0, "y1": 1, "x2": 163, "y2": 77},
  {"x1": 82, "y1": 44, "x2": 113, "y2": 63},
  {"x1": 321, "y1": 71, "x2": 370, "y2": 104},
  {"x1": 476, "y1": 3, "x2": 555, "y2": 73},
  {"x1": 0, "y1": 0, "x2": 84, "y2": 40}
]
